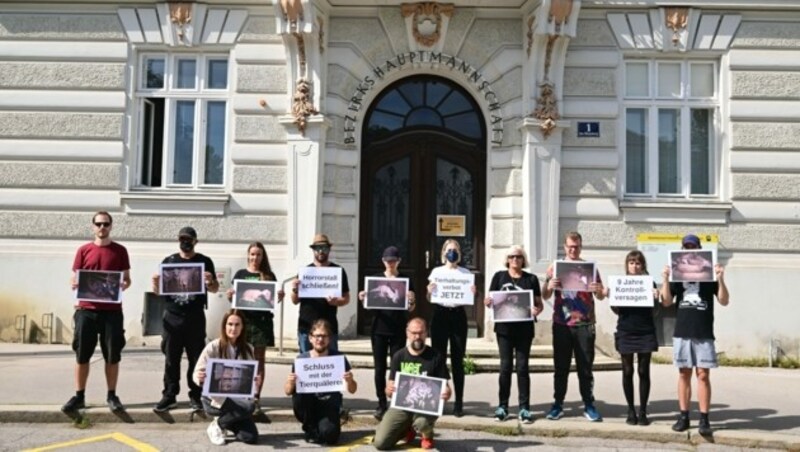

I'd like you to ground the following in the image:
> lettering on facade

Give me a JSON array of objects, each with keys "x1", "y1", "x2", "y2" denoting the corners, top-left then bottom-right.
[{"x1": 343, "y1": 51, "x2": 504, "y2": 147}]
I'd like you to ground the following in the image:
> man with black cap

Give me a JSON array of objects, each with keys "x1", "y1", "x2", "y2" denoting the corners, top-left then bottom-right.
[
  {"x1": 358, "y1": 246, "x2": 416, "y2": 420},
  {"x1": 660, "y1": 233, "x2": 729, "y2": 436},
  {"x1": 290, "y1": 233, "x2": 350, "y2": 354},
  {"x1": 151, "y1": 226, "x2": 219, "y2": 412}
]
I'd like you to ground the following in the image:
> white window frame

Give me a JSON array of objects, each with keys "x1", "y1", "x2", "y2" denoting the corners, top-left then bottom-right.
[
  {"x1": 134, "y1": 52, "x2": 230, "y2": 190},
  {"x1": 622, "y1": 59, "x2": 720, "y2": 200}
]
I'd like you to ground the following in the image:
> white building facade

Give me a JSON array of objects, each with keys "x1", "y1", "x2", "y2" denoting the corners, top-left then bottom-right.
[{"x1": 0, "y1": 0, "x2": 798, "y2": 359}]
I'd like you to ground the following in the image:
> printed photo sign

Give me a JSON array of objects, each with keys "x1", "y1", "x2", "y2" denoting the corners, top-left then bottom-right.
[
  {"x1": 391, "y1": 372, "x2": 446, "y2": 417},
  {"x1": 364, "y1": 277, "x2": 409, "y2": 310},
  {"x1": 489, "y1": 290, "x2": 534, "y2": 323},
  {"x1": 232, "y1": 280, "x2": 277, "y2": 312},
  {"x1": 202, "y1": 358, "x2": 258, "y2": 399},
  {"x1": 159, "y1": 263, "x2": 205, "y2": 296},
  {"x1": 75, "y1": 270, "x2": 123, "y2": 304}
]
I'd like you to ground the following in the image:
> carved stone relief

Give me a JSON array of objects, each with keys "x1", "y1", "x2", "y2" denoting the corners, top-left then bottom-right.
[
  {"x1": 168, "y1": 2, "x2": 192, "y2": 43},
  {"x1": 665, "y1": 7, "x2": 689, "y2": 45},
  {"x1": 401, "y1": 2, "x2": 455, "y2": 47},
  {"x1": 292, "y1": 78, "x2": 318, "y2": 136},
  {"x1": 527, "y1": 16, "x2": 535, "y2": 57},
  {"x1": 548, "y1": 0, "x2": 573, "y2": 33},
  {"x1": 280, "y1": 0, "x2": 304, "y2": 32}
]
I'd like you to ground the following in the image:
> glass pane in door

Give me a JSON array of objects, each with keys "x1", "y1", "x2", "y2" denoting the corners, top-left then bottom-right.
[
  {"x1": 370, "y1": 158, "x2": 410, "y2": 263},
  {"x1": 435, "y1": 158, "x2": 474, "y2": 268}
]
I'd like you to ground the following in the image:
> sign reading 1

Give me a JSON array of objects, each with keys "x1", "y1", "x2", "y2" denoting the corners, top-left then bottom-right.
[{"x1": 577, "y1": 121, "x2": 600, "y2": 138}]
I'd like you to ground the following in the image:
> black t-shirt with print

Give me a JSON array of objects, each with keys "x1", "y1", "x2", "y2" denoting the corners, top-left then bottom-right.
[
  {"x1": 670, "y1": 281, "x2": 718, "y2": 340},
  {"x1": 488, "y1": 270, "x2": 542, "y2": 336},
  {"x1": 388, "y1": 346, "x2": 450, "y2": 380}
]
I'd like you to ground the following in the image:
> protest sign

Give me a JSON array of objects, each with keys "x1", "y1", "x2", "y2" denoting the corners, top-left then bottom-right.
[
  {"x1": 202, "y1": 358, "x2": 258, "y2": 399},
  {"x1": 298, "y1": 266, "x2": 342, "y2": 298},
  {"x1": 294, "y1": 355, "x2": 346, "y2": 394},
  {"x1": 607, "y1": 275, "x2": 655, "y2": 307},
  {"x1": 391, "y1": 372, "x2": 446, "y2": 416},
  {"x1": 430, "y1": 271, "x2": 474, "y2": 306}
]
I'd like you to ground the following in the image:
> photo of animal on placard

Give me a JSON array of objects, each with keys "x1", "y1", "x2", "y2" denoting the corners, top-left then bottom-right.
[
  {"x1": 76, "y1": 270, "x2": 123, "y2": 304},
  {"x1": 489, "y1": 290, "x2": 534, "y2": 323},
  {"x1": 364, "y1": 277, "x2": 409, "y2": 310},
  {"x1": 554, "y1": 260, "x2": 597, "y2": 292},
  {"x1": 159, "y1": 263, "x2": 205, "y2": 296},
  {"x1": 203, "y1": 358, "x2": 257, "y2": 399},
  {"x1": 669, "y1": 250, "x2": 715, "y2": 282},
  {"x1": 232, "y1": 280, "x2": 277, "y2": 312},
  {"x1": 391, "y1": 373, "x2": 445, "y2": 417}
]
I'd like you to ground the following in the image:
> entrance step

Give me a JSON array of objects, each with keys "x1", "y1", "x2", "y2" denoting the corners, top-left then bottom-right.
[{"x1": 266, "y1": 338, "x2": 620, "y2": 373}]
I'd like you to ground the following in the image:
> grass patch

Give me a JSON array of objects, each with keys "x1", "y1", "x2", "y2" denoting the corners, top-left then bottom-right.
[
  {"x1": 72, "y1": 415, "x2": 92, "y2": 429},
  {"x1": 483, "y1": 425, "x2": 521, "y2": 437},
  {"x1": 653, "y1": 354, "x2": 800, "y2": 369},
  {"x1": 463, "y1": 354, "x2": 477, "y2": 375}
]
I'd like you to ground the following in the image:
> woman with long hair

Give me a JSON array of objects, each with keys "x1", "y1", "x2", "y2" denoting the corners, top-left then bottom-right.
[
  {"x1": 193, "y1": 310, "x2": 259, "y2": 445},
  {"x1": 426, "y1": 239, "x2": 476, "y2": 417},
  {"x1": 612, "y1": 250, "x2": 664, "y2": 425},
  {"x1": 483, "y1": 245, "x2": 543, "y2": 423},
  {"x1": 226, "y1": 242, "x2": 284, "y2": 417}
]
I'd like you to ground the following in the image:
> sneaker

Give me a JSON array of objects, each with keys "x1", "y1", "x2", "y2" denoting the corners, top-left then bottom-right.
[
  {"x1": 206, "y1": 418, "x2": 226, "y2": 446},
  {"x1": 494, "y1": 406, "x2": 509, "y2": 422},
  {"x1": 518, "y1": 408, "x2": 534, "y2": 424},
  {"x1": 373, "y1": 405, "x2": 387, "y2": 421},
  {"x1": 672, "y1": 415, "x2": 690, "y2": 432},
  {"x1": 638, "y1": 410, "x2": 650, "y2": 426},
  {"x1": 189, "y1": 397, "x2": 203, "y2": 411},
  {"x1": 107, "y1": 395, "x2": 125, "y2": 412},
  {"x1": 61, "y1": 395, "x2": 85, "y2": 413},
  {"x1": 421, "y1": 437, "x2": 435, "y2": 450},
  {"x1": 545, "y1": 403, "x2": 563, "y2": 420},
  {"x1": 584, "y1": 404, "x2": 602, "y2": 422},
  {"x1": 153, "y1": 396, "x2": 177, "y2": 413},
  {"x1": 404, "y1": 428, "x2": 416, "y2": 444},
  {"x1": 453, "y1": 401, "x2": 464, "y2": 418},
  {"x1": 625, "y1": 408, "x2": 638, "y2": 425},
  {"x1": 698, "y1": 418, "x2": 713, "y2": 436}
]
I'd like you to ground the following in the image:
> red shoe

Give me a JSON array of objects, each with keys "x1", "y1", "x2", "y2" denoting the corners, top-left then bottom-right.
[
  {"x1": 404, "y1": 428, "x2": 416, "y2": 444},
  {"x1": 421, "y1": 436, "x2": 435, "y2": 449}
]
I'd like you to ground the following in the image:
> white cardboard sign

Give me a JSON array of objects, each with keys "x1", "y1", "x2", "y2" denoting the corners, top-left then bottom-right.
[
  {"x1": 608, "y1": 275, "x2": 655, "y2": 307},
  {"x1": 294, "y1": 355, "x2": 346, "y2": 394}
]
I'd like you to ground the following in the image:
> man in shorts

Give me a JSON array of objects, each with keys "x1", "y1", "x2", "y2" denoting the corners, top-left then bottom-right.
[
  {"x1": 660, "y1": 233, "x2": 730, "y2": 436},
  {"x1": 63, "y1": 211, "x2": 131, "y2": 413}
]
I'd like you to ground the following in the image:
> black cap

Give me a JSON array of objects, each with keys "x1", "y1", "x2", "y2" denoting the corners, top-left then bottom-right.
[
  {"x1": 178, "y1": 226, "x2": 197, "y2": 239},
  {"x1": 681, "y1": 234, "x2": 701, "y2": 248},
  {"x1": 382, "y1": 246, "x2": 400, "y2": 261}
]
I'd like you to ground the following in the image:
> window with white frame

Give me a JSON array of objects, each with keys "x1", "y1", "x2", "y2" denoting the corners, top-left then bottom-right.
[
  {"x1": 136, "y1": 54, "x2": 229, "y2": 189},
  {"x1": 623, "y1": 60, "x2": 718, "y2": 198}
]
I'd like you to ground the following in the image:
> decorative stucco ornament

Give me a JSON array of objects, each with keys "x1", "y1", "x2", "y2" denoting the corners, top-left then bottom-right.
[
  {"x1": 168, "y1": 2, "x2": 192, "y2": 42},
  {"x1": 665, "y1": 7, "x2": 689, "y2": 44},
  {"x1": 292, "y1": 78, "x2": 318, "y2": 136},
  {"x1": 401, "y1": 2, "x2": 455, "y2": 47},
  {"x1": 280, "y1": 0, "x2": 304, "y2": 31},
  {"x1": 548, "y1": 0, "x2": 573, "y2": 32}
]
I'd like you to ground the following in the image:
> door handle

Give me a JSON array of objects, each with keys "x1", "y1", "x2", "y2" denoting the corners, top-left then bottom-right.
[{"x1": 425, "y1": 251, "x2": 430, "y2": 270}]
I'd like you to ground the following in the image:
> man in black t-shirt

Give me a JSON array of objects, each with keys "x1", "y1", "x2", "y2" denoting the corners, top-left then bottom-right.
[
  {"x1": 373, "y1": 318, "x2": 451, "y2": 450},
  {"x1": 290, "y1": 234, "x2": 350, "y2": 353},
  {"x1": 151, "y1": 226, "x2": 219, "y2": 413},
  {"x1": 660, "y1": 234, "x2": 729, "y2": 436}
]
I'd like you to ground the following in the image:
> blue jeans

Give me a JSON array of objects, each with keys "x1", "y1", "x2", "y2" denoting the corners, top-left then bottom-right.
[{"x1": 298, "y1": 333, "x2": 339, "y2": 354}]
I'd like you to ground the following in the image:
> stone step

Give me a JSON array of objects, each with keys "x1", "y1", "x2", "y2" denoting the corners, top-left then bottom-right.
[{"x1": 273, "y1": 339, "x2": 555, "y2": 359}]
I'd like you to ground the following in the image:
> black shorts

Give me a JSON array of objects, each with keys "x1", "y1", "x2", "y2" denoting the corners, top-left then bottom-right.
[{"x1": 72, "y1": 309, "x2": 125, "y2": 364}]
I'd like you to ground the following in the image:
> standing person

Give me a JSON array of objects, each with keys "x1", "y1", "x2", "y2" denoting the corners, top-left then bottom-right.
[
  {"x1": 483, "y1": 245, "x2": 543, "y2": 423},
  {"x1": 62, "y1": 211, "x2": 131, "y2": 413},
  {"x1": 541, "y1": 231, "x2": 606, "y2": 422},
  {"x1": 611, "y1": 250, "x2": 663, "y2": 426},
  {"x1": 373, "y1": 318, "x2": 452, "y2": 450},
  {"x1": 284, "y1": 319, "x2": 358, "y2": 445},
  {"x1": 426, "y1": 239, "x2": 476, "y2": 417},
  {"x1": 193, "y1": 310, "x2": 260, "y2": 445},
  {"x1": 661, "y1": 234, "x2": 729, "y2": 436},
  {"x1": 290, "y1": 234, "x2": 350, "y2": 353},
  {"x1": 226, "y1": 242, "x2": 285, "y2": 418},
  {"x1": 357, "y1": 246, "x2": 416, "y2": 420},
  {"x1": 151, "y1": 226, "x2": 219, "y2": 413}
]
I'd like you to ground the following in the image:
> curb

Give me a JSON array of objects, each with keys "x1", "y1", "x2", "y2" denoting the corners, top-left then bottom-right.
[{"x1": 2, "y1": 408, "x2": 798, "y2": 450}]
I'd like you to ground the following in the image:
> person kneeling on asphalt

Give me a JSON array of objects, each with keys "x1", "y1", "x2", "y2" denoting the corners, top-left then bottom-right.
[
  {"x1": 284, "y1": 319, "x2": 357, "y2": 445},
  {"x1": 193, "y1": 310, "x2": 260, "y2": 446},
  {"x1": 373, "y1": 317, "x2": 451, "y2": 450}
]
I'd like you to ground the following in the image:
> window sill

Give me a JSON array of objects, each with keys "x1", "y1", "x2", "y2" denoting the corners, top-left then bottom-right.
[
  {"x1": 620, "y1": 199, "x2": 731, "y2": 225},
  {"x1": 122, "y1": 190, "x2": 230, "y2": 216}
]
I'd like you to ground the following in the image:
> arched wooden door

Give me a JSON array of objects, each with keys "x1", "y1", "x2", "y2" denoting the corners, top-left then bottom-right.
[{"x1": 358, "y1": 75, "x2": 487, "y2": 336}]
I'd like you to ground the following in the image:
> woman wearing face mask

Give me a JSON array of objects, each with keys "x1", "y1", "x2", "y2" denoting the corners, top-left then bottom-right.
[
  {"x1": 226, "y1": 242, "x2": 284, "y2": 419},
  {"x1": 193, "y1": 310, "x2": 260, "y2": 445},
  {"x1": 426, "y1": 239, "x2": 476, "y2": 417}
]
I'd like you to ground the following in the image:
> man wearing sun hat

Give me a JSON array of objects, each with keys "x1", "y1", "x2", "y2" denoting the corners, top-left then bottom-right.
[
  {"x1": 290, "y1": 233, "x2": 350, "y2": 353},
  {"x1": 660, "y1": 233, "x2": 730, "y2": 437}
]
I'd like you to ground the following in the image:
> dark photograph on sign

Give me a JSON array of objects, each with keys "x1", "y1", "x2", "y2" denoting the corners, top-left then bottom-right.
[
  {"x1": 364, "y1": 277, "x2": 409, "y2": 310},
  {"x1": 159, "y1": 262, "x2": 205, "y2": 296},
  {"x1": 203, "y1": 358, "x2": 257, "y2": 399},
  {"x1": 76, "y1": 270, "x2": 123, "y2": 304},
  {"x1": 489, "y1": 290, "x2": 534, "y2": 323},
  {"x1": 232, "y1": 280, "x2": 277, "y2": 312},
  {"x1": 391, "y1": 372, "x2": 445, "y2": 417},
  {"x1": 554, "y1": 260, "x2": 596, "y2": 292},
  {"x1": 669, "y1": 250, "x2": 715, "y2": 282}
]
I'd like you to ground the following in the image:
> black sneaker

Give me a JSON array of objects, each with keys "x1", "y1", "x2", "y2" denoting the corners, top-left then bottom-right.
[
  {"x1": 672, "y1": 415, "x2": 690, "y2": 432},
  {"x1": 107, "y1": 395, "x2": 125, "y2": 412},
  {"x1": 625, "y1": 409, "x2": 638, "y2": 425},
  {"x1": 153, "y1": 396, "x2": 177, "y2": 413},
  {"x1": 373, "y1": 406, "x2": 387, "y2": 421},
  {"x1": 698, "y1": 418, "x2": 713, "y2": 436},
  {"x1": 638, "y1": 410, "x2": 650, "y2": 426},
  {"x1": 189, "y1": 397, "x2": 203, "y2": 411},
  {"x1": 61, "y1": 396, "x2": 85, "y2": 413}
]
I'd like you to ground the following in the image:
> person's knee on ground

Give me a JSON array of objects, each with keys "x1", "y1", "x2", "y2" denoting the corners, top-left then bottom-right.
[
  {"x1": 412, "y1": 415, "x2": 435, "y2": 438},
  {"x1": 317, "y1": 417, "x2": 340, "y2": 445},
  {"x1": 234, "y1": 423, "x2": 259, "y2": 445}
]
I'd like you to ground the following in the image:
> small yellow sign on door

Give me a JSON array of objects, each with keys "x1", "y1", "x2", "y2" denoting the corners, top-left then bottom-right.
[{"x1": 436, "y1": 215, "x2": 466, "y2": 237}]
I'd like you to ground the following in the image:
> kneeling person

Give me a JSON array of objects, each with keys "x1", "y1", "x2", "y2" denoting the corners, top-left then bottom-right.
[
  {"x1": 284, "y1": 319, "x2": 357, "y2": 445},
  {"x1": 373, "y1": 318, "x2": 451, "y2": 450}
]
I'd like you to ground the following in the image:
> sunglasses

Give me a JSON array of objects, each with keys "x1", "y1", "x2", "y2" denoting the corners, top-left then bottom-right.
[
  {"x1": 508, "y1": 255, "x2": 524, "y2": 260},
  {"x1": 93, "y1": 222, "x2": 111, "y2": 228},
  {"x1": 311, "y1": 245, "x2": 331, "y2": 253}
]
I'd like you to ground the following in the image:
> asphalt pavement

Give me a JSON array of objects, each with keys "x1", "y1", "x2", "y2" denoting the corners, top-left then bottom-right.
[{"x1": 0, "y1": 342, "x2": 798, "y2": 450}]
